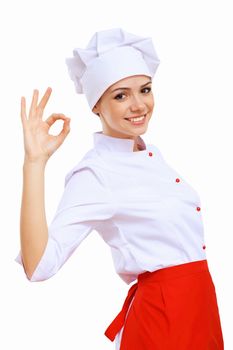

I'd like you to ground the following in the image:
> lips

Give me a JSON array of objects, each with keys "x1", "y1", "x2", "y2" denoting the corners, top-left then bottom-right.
[
  {"x1": 124, "y1": 114, "x2": 146, "y2": 121},
  {"x1": 124, "y1": 114, "x2": 146, "y2": 125}
]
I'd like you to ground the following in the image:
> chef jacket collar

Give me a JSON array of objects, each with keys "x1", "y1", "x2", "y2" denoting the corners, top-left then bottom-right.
[{"x1": 93, "y1": 131, "x2": 147, "y2": 153}]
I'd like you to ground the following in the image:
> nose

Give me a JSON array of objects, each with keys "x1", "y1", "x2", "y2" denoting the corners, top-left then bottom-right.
[{"x1": 129, "y1": 94, "x2": 145, "y2": 113}]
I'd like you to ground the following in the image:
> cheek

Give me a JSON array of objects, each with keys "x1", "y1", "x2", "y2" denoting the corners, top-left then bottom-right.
[
  {"x1": 148, "y1": 96, "x2": 154, "y2": 110},
  {"x1": 101, "y1": 100, "x2": 129, "y2": 123},
  {"x1": 147, "y1": 101, "x2": 154, "y2": 112},
  {"x1": 110, "y1": 105, "x2": 126, "y2": 120},
  {"x1": 101, "y1": 106, "x2": 123, "y2": 126}
]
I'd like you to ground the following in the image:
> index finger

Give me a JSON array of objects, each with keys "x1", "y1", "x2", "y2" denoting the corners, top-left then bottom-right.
[{"x1": 37, "y1": 87, "x2": 52, "y2": 111}]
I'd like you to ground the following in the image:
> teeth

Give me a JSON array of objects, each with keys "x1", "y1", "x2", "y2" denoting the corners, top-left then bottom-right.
[{"x1": 127, "y1": 115, "x2": 145, "y2": 122}]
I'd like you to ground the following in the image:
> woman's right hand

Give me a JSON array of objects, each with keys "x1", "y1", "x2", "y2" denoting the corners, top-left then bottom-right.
[{"x1": 20, "y1": 87, "x2": 71, "y2": 164}]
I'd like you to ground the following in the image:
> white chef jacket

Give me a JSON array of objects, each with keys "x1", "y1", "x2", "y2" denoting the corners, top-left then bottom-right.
[{"x1": 15, "y1": 131, "x2": 206, "y2": 283}]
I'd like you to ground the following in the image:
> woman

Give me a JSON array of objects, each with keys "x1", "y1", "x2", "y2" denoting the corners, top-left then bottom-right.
[{"x1": 15, "y1": 28, "x2": 224, "y2": 349}]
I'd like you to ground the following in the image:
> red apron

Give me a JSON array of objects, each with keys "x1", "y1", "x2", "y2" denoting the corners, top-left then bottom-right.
[{"x1": 105, "y1": 259, "x2": 224, "y2": 349}]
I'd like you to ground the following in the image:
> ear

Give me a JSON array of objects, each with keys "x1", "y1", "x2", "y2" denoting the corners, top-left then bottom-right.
[{"x1": 92, "y1": 104, "x2": 100, "y2": 116}]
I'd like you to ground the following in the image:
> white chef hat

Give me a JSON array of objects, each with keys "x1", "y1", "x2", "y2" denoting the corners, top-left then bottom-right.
[{"x1": 65, "y1": 27, "x2": 160, "y2": 111}]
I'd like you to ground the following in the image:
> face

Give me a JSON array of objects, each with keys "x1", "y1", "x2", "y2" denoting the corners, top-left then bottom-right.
[{"x1": 92, "y1": 75, "x2": 154, "y2": 144}]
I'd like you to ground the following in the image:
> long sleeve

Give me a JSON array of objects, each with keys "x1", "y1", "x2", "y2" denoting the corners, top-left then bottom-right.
[{"x1": 15, "y1": 164, "x2": 116, "y2": 282}]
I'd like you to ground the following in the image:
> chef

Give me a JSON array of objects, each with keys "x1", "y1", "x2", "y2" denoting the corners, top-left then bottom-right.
[{"x1": 16, "y1": 28, "x2": 224, "y2": 349}]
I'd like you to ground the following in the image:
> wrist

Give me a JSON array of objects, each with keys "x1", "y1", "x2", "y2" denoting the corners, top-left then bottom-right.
[{"x1": 23, "y1": 155, "x2": 48, "y2": 168}]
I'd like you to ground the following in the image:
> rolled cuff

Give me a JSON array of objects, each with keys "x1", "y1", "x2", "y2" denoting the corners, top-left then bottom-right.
[{"x1": 14, "y1": 237, "x2": 60, "y2": 282}]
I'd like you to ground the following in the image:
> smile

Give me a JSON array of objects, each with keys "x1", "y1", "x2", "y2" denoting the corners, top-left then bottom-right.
[{"x1": 124, "y1": 114, "x2": 146, "y2": 125}]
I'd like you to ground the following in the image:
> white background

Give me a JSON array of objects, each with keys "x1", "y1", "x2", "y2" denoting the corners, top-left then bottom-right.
[{"x1": 0, "y1": 0, "x2": 232, "y2": 348}]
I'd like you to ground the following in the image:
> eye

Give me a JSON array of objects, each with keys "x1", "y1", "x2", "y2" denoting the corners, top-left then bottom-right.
[
  {"x1": 114, "y1": 86, "x2": 152, "y2": 100},
  {"x1": 141, "y1": 87, "x2": 151, "y2": 93},
  {"x1": 114, "y1": 93, "x2": 126, "y2": 100}
]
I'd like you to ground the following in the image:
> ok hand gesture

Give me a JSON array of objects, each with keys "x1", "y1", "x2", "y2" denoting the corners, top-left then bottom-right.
[{"x1": 21, "y1": 87, "x2": 71, "y2": 163}]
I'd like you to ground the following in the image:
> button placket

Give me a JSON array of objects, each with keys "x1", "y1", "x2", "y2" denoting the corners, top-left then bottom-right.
[
  {"x1": 173, "y1": 173, "x2": 205, "y2": 252},
  {"x1": 195, "y1": 205, "x2": 204, "y2": 250}
]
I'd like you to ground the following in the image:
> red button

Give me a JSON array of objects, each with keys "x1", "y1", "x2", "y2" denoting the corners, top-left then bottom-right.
[
  {"x1": 202, "y1": 245, "x2": 206, "y2": 250},
  {"x1": 148, "y1": 152, "x2": 153, "y2": 157},
  {"x1": 196, "y1": 206, "x2": 201, "y2": 211},
  {"x1": 175, "y1": 178, "x2": 180, "y2": 183}
]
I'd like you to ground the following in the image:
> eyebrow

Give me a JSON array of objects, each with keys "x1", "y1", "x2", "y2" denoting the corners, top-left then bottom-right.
[{"x1": 110, "y1": 80, "x2": 152, "y2": 93}]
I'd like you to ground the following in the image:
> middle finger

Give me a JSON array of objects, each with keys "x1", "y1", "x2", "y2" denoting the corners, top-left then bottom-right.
[
  {"x1": 37, "y1": 87, "x2": 52, "y2": 112},
  {"x1": 29, "y1": 89, "x2": 39, "y2": 118}
]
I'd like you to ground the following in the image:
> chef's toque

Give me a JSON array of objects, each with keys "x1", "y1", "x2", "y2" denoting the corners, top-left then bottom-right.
[{"x1": 65, "y1": 27, "x2": 160, "y2": 110}]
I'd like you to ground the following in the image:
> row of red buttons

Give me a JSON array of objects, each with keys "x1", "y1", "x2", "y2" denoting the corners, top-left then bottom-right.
[
  {"x1": 148, "y1": 153, "x2": 202, "y2": 210},
  {"x1": 176, "y1": 176, "x2": 206, "y2": 250},
  {"x1": 148, "y1": 151, "x2": 206, "y2": 250},
  {"x1": 175, "y1": 177, "x2": 201, "y2": 212},
  {"x1": 175, "y1": 175, "x2": 205, "y2": 250}
]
